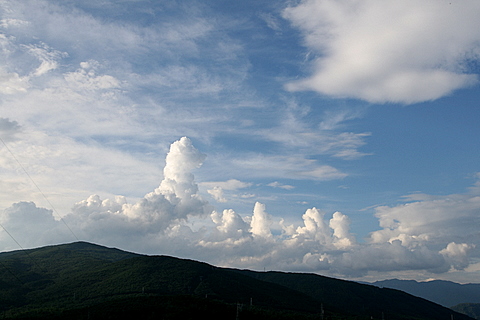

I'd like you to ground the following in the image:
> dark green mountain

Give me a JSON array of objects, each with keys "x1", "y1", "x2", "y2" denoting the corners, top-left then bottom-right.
[
  {"x1": 0, "y1": 242, "x2": 472, "y2": 319},
  {"x1": 234, "y1": 269, "x2": 474, "y2": 320}
]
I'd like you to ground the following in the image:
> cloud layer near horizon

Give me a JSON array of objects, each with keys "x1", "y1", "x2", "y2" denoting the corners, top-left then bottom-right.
[
  {"x1": 283, "y1": 0, "x2": 480, "y2": 103},
  {"x1": 1, "y1": 137, "x2": 479, "y2": 280}
]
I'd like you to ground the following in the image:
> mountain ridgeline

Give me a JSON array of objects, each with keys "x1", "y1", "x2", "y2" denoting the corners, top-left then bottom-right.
[
  {"x1": 0, "y1": 242, "x2": 472, "y2": 319},
  {"x1": 371, "y1": 279, "x2": 480, "y2": 307},
  {"x1": 371, "y1": 279, "x2": 480, "y2": 319}
]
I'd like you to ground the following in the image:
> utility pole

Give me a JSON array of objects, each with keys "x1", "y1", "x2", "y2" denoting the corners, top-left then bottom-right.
[{"x1": 236, "y1": 303, "x2": 242, "y2": 320}]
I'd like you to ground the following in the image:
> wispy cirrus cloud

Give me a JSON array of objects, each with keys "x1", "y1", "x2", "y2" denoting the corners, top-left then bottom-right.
[
  {"x1": 267, "y1": 181, "x2": 295, "y2": 190},
  {"x1": 0, "y1": 0, "x2": 366, "y2": 215}
]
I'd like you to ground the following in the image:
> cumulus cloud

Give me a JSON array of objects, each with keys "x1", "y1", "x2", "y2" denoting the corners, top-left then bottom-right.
[
  {"x1": 440, "y1": 242, "x2": 474, "y2": 271},
  {"x1": 294, "y1": 207, "x2": 331, "y2": 243},
  {"x1": 201, "y1": 179, "x2": 252, "y2": 203},
  {"x1": 0, "y1": 67, "x2": 29, "y2": 94},
  {"x1": 0, "y1": 132, "x2": 477, "y2": 280},
  {"x1": 3, "y1": 137, "x2": 479, "y2": 280},
  {"x1": 210, "y1": 209, "x2": 249, "y2": 240},
  {"x1": 329, "y1": 211, "x2": 355, "y2": 249},
  {"x1": 250, "y1": 202, "x2": 273, "y2": 239},
  {"x1": 370, "y1": 193, "x2": 480, "y2": 247},
  {"x1": 83, "y1": 137, "x2": 210, "y2": 231},
  {"x1": 0, "y1": 201, "x2": 66, "y2": 246},
  {"x1": 283, "y1": 0, "x2": 480, "y2": 104},
  {"x1": 206, "y1": 187, "x2": 227, "y2": 203}
]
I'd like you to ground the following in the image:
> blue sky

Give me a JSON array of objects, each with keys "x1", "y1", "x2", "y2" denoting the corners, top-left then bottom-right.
[{"x1": 1, "y1": 0, "x2": 480, "y2": 283}]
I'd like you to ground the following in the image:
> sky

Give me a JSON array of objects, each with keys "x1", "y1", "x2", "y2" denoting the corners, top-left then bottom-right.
[{"x1": 1, "y1": 0, "x2": 480, "y2": 284}]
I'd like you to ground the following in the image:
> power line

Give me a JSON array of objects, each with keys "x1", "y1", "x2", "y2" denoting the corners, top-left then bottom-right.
[
  {"x1": 0, "y1": 137, "x2": 78, "y2": 292},
  {"x1": 0, "y1": 222, "x2": 48, "y2": 274},
  {"x1": 0, "y1": 222, "x2": 27, "y2": 253},
  {"x1": 0, "y1": 137, "x2": 79, "y2": 241}
]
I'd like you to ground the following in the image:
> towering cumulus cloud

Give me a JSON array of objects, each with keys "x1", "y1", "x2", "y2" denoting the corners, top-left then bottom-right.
[
  {"x1": 71, "y1": 137, "x2": 211, "y2": 242},
  {"x1": 130, "y1": 136, "x2": 209, "y2": 221},
  {"x1": 0, "y1": 137, "x2": 478, "y2": 280}
]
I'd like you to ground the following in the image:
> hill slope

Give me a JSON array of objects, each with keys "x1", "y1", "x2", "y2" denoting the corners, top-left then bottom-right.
[
  {"x1": 236, "y1": 269, "x2": 470, "y2": 320},
  {"x1": 0, "y1": 242, "x2": 472, "y2": 320},
  {"x1": 452, "y1": 303, "x2": 480, "y2": 319}
]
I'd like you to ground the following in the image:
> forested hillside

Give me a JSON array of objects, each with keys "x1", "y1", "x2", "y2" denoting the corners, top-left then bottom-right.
[{"x1": 0, "y1": 242, "x2": 472, "y2": 320}]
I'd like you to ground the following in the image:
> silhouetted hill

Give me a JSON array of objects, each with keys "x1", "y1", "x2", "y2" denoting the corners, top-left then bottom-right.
[
  {"x1": 236, "y1": 269, "x2": 471, "y2": 320},
  {"x1": 0, "y1": 242, "x2": 473, "y2": 319},
  {"x1": 372, "y1": 279, "x2": 480, "y2": 307}
]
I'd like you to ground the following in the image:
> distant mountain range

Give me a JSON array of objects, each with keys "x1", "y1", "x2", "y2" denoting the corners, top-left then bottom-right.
[
  {"x1": 0, "y1": 241, "x2": 473, "y2": 319},
  {"x1": 370, "y1": 279, "x2": 480, "y2": 319},
  {"x1": 371, "y1": 279, "x2": 480, "y2": 307}
]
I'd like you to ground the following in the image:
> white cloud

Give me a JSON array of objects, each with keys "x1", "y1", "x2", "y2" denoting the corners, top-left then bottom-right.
[
  {"x1": 64, "y1": 61, "x2": 121, "y2": 91},
  {"x1": 207, "y1": 187, "x2": 227, "y2": 203},
  {"x1": 267, "y1": 181, "x2": 295, "y2": 190},
  {"x1": 0, "y1": 201, "x2": 67, "y2": 247},
  {"x1": 201, "y1": 179, "x2": 252, "y2": 203},
  {"x1": 370, "y1": 192, "x2": 480, "y2": 247},
  {"x1": 440, "y1": 242, "x2": 474, "y2": 271},
  {"x1": 232, "y1": 154, "x2": 347, "y2": 181},
  {"x1": 0, "y1": 18, "x2": 29, "y2": 28},
  {"x1": 0, "y1": 67, "x2": 29, "y2": 94},
  {"x1": 319, "y1": 108, "x2": 365, "y2": 131},
  {"x1": 250, "y1": 202, "x2": 273, "y2": 239},
  {"x1": 329, "y1": 211, "x2": 355, "y2": 249},
  {"x1": 145, "y1": 137, "x2": 209, "y2": 219},
  {"x1": 0, "y1": 0, "x2": 368, "y2": 209},
  {"x1": 0, "y1": 0, "x2": 254, "y2": 141},
  {"x1": 283, "y1": 0, "x2": 480, "y2": 104},
  {"x1": 296, "y1": 165, "x2": 347, "y2": 180},
  {"x1": 23, "y1": 42, "x2": 67, "y2": 76},
  {"x1": 0, "y1": 126, "x2": 162, "y2": 213},
  {"x1": 294, "y1": 207, "x2": 331, "y2": 243},
  {"x1": 258, "y1": 102, "x2": 370, "y2": 160},
  {"x1": 202, "y1": 179, "x2": 252, "y2": 191},
  {"x1": 336, "y1": 241, "x2": 450, "y2": 275},
  {"x1": 2, "y1": 137, "x2": 479, "y2": 280},
  {"x1": 211, "y1": 209, "x2": 249, "y2": 239}
]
